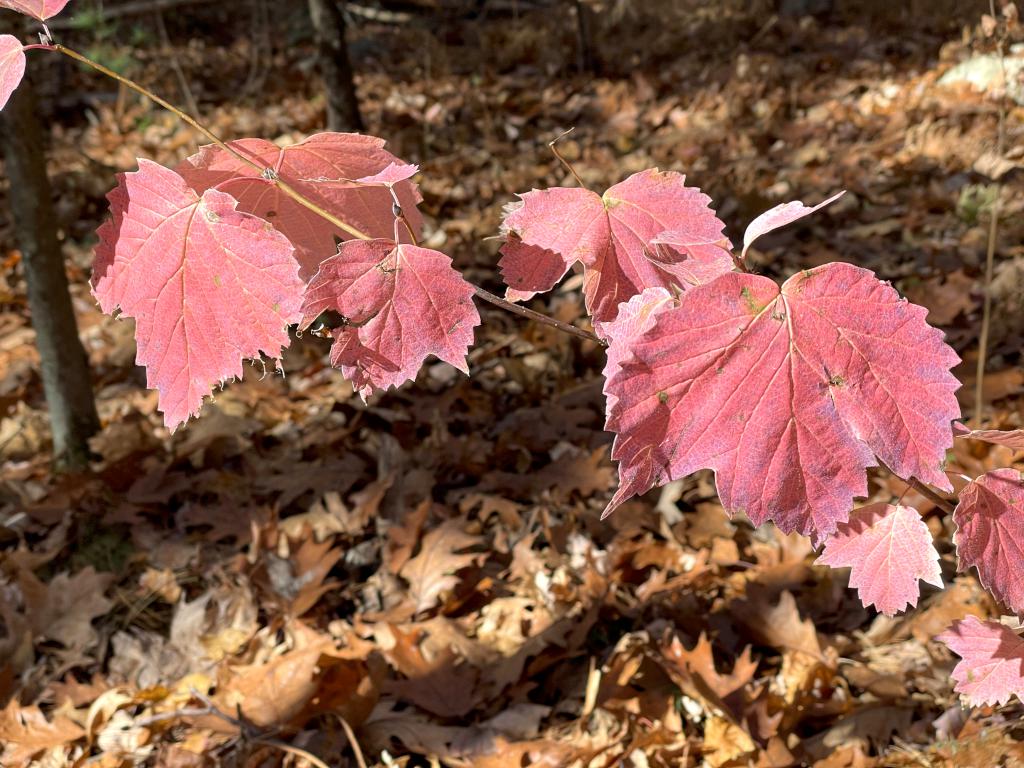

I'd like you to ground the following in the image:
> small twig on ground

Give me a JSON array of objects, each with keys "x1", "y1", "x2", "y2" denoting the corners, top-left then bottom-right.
[{"x1": 337, "y1": 714, "x2": 369, "y2": 768}]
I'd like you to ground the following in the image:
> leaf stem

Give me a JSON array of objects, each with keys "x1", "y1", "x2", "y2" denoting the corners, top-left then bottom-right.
[
  {"x1": 474, "y1": 286, "x2": 605, "y2": 346},
  {"x1": 43, "y1": 43, "x2": 372, "y2": 241},
  {"x1": 879, "y1": 461, "x2": 957, "y2": 515}
]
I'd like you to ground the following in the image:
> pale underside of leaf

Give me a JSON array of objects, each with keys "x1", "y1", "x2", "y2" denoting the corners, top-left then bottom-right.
[
  {"x1": 954, "y1": 425, "x2": 1024, "y2": 450},
  {"x1": 741, "y1": 191, "x2": 845, "y2": 261},
  {"x1": 938, "y1": 615, "x2": 1024, "y2": 706},
  {"x1": 0, "y1": 0, "x2": 70, "y2": 20},
  {"x1": 605, "y1": 262, "x2": 960, "y2": 539},
  {"x1": 816, "y1": 503, "x2": 942, "y2": 616},
  {"x1": 0, "y1": 35, "x2": 25, "y2": 112}
]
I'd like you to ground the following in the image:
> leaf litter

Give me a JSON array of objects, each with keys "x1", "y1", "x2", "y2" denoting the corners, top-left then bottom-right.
[{"x1": 2, "y1": 2, "x2": 1024, "y2": 766}]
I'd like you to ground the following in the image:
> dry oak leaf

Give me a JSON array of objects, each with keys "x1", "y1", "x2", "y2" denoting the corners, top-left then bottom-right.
[
  {"x1": 214, "y1": 626, "x2": 372, "y2": 730},
  {"x1": 938, "y1": 615, "x2": 1024, "y2": 706},
  {"x1": 816, "y1": 503, "x2": 942, "y2": 616},
  {"x1": 0, "y1": 700, "x2": 85, "y2": 764},
  {"x1": 605, "y1": 262, "x2": 960, "y2": 538},
  {"x1": 300, "y1": 239, "x2": 479, "y2": 398},
  {"x1": 499, "y1": 169, "x2": 730, "y2": 330},
  {"x1": 953, "y1": 469, "x2": 1024, "y2": 613},
  {"x1": 399, "y1": 519, "x2": 484, "y2": 614},
  {"x1": 92, "y1": 159, "x2": 304, "y2": 430},
  {"x1": 176, "y1": 133, "x2": 422, "y2": 279},
  {"x1": 16, "y1": 565, "x2": 113, "y2": 650},
  {"x1": 660, "y1": 633, "x2": 757, "y2": 716}
]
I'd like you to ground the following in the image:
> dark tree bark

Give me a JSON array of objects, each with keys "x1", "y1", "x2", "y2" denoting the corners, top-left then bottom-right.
[
  {"x1": 0, "y1": 71, "x2": 100, "y2": 471},
  {"x1": 572, "y1": 0, "x2": 597, "y2": 75},
  {"x1": 308, "y1": 0, "x2": 365, "y2": 132}
]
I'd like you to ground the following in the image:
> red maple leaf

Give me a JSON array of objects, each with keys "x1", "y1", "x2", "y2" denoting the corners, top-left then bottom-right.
[
  {"x1": 92, "y1": 160, "x2": 304, "y2": 430},
  {"x1": 604, "y1": 262, "x2": 960, "y2": 538},
  {"x1": 817, "y1": 503, "x2": 942, "y2": 616},
  {"x1": 176, "y1": 133, "x2": 422, "y2": 279},
  {"x1": 498, "y1": 169, "x2": 731, "y2": 331},
  {"x1": 953, "y1": 469, "x2": 1024, "y2": 614},
  {"x1": 300, "y1": 239, "x2": 479, "y2": 397}
]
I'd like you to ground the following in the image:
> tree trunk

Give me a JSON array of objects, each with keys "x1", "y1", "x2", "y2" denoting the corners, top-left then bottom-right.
[
  {"x1": 0, "y1": 70, "x2": 100, "y2": 471},
  {"x1": 573, "y1": 0, "x2": 597, "y2": 75},
  {"x1": 308, "y1": 0, "x2": 364, "y2": 132}
]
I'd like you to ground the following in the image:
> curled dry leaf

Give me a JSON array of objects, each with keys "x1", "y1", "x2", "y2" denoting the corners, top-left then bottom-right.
[{"x1": 398, "y1": 519, "x2": 484, "y2": 614}]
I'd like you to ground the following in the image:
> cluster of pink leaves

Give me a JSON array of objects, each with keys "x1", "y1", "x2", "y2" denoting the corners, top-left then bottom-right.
[
  {"x1": 4, "y1": 0, "x2": 1024, "y2": 713},
  {"x1": 497, "y1": 171, "x2": 1024, "y2": 708}
]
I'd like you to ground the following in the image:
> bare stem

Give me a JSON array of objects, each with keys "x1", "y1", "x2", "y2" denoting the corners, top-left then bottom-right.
[
  {"x1": 974, "y1": 1, "x2": 1007, "y2": 425},
  {"x1": 474, "y1": 286, "x2": 605, "y2": 346},
  {"x1": 549, "y1": 128, "x2": 588, "y2": 189},
  {"x1": 906, "y1": 477, "x2": 956, "y2": 516},
  {"x1": 879, "y1": 461, "x2": 957, "y2": 515}
]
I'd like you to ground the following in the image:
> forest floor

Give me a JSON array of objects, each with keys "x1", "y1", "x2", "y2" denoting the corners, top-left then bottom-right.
[{"x1": 1, "y1": 2, "x2": 1024, "y2": 766}]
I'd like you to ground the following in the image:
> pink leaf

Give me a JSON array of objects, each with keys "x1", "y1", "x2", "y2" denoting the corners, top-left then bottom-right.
[
  {"x1": 300, "y1": 239, "x2": 479, "y2": 398},
  {"x1": 0, "y1": 0, "x2": 70, "y2": 20},
  {"x1": 938, "y1": 616, "x2": 1024, "y2": 706},
  {"x1": 91, "y1": 159, "x2": 303, "y2": 431},
  {"x1": 497, "y1": 236, "x2": 575, "y2": 304},
  {"x1": 649, "y1": 226, "x2": 736, "y2": 288},
  {"x1": 604, "y1": 262, "x2": 960, "y2": 538},
  {"x1": 741, "y1": 191, "x2": 845, "y2": 261},
  {"x1": 602, "y1": 287, "x2": 674, "y2": 413},
  {"x1": 954, "y1": 426, "x2": 1024, "y2": 450},
  {"x1": 953, "y1": 469, "x2": 1024, "y2": 613},
  {"x1": 0, "y1": 35, "x2": 25, "y2": 111},
  {"x1": 176, "y1": 133, "x2": 422, "y2": 280},
  {"x1": 499, "y1": 170, "x2": 730, "y2": 331},
  {"x1": 356, "y1": 162, "x2": 418, "y2": 186},
  {"x1": 816, "y1": 503, "x2": 942, "y2": 616}
]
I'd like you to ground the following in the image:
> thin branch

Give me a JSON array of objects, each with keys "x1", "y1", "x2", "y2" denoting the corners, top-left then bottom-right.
[
  {"x1": 30, "y1": 44, "x2": 606, "y2": 347},
  {"x1": 905, "y1": 476, "x2": 956, "y2": 516},
  {"x1": 879, "y1": 461, "x2": 957, "y2": 515},
  {"x1": 474, "y1": 286, "x2": 605, "y2": 345},
  {"x1": 549, "y1": 128, "x2": 587, "y2": 189},
  {"x1": 974, "y1": 1, "x2": 1007, "y2": 425},
  {"x1": 39, "y1": 44, "x2": 373, "y2": 242}
]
